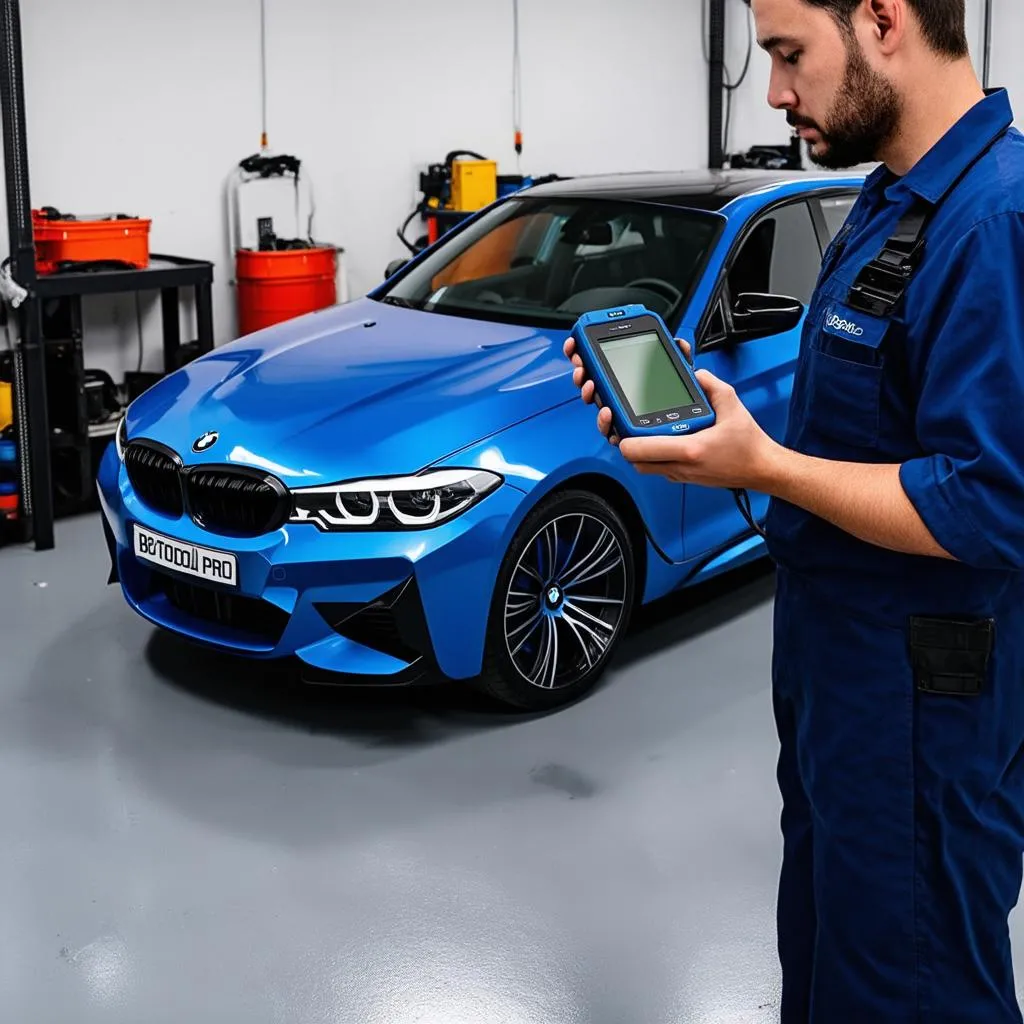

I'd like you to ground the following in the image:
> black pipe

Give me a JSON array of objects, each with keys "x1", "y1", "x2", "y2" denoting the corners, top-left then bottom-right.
[
  {"x1": 982, "y1": 0, "x2": 993, "y2": 90},
  {"x1": 708, "y1": 0, "x2": 726, "y2": 169},
  {"x1": 0, "y1": 0, "x2": 53, "y2": 549}
]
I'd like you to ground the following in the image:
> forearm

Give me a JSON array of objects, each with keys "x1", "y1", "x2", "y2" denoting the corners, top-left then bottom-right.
[{"x1": 759, "y1": 445, "x2": 955, "y2": 560}]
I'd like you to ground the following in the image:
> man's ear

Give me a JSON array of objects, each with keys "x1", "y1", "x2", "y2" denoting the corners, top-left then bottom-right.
[{"x1": 866, "y1": 0, "x2": 905, "y2": 54}]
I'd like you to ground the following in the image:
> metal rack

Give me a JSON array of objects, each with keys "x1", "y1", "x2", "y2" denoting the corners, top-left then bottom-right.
[
  {"x1": 0, "y1": 0, "x2": 215, "y2": 549},
  {"x1": 37, "y1": 255, "x2": 214, "y2": 374}
]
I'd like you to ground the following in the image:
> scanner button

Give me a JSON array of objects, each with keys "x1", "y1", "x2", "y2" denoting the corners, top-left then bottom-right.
[
  {"x1": 690, "y1": 406, "x2": 705, "y2": 415},
  {"x1": 639, "y1": 418, "x2": 651, "y2": 425},
  {"x1": 666, "y1": 412, "x2": 680, "y2": 420}
]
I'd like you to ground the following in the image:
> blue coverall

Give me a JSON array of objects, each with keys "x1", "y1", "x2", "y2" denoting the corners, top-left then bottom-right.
[{"x1": 764, "y1": 88, "x2": 1024, "y2": 1022}]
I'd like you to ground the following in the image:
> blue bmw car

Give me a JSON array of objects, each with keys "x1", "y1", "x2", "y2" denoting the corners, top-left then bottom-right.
[{"x1": 96, "y1": 169, "x2": 863, "y2": 710}]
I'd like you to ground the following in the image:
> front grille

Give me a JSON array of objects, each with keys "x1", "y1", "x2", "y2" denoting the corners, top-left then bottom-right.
[
  {"x1": 124, "y1": 439, "x2": 290, "y2": 537},
  {"x1": 185, "y1": 468, "x2": 290, "y2": 537},
  {"x1": 125, "y1": 442, "x2": 183, "y2": 517},
  {"x1": 154, "y1": 573, "x2": 290, "y2": 646}
]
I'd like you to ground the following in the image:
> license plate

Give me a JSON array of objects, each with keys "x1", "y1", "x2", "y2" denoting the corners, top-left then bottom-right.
[{"x1": 133, "y1": 523, "x2": 238, "y2": 587}]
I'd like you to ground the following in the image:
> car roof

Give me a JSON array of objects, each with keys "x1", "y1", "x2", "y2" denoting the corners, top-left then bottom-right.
[{"x1": 522, "y1": 168, "x2": 865, "y2": 210}]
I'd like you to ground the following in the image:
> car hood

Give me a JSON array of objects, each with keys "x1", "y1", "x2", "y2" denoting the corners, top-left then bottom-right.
[{"x1": 126, "y1": 297, "x2": 577, "y2": 487}]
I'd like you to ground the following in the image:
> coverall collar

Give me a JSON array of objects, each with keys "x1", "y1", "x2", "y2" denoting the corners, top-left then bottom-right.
[{"x1": 873, "y1": 87, "x2": 1015, "y2": 206}]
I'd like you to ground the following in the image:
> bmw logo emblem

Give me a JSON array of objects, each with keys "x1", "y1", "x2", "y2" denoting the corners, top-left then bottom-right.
[
  {"x1": 192, "y1": 430, "x2": 219, "y2": 453},
  {"x1": 546, "y1": 585, "x2": 562, "y2": 607}
]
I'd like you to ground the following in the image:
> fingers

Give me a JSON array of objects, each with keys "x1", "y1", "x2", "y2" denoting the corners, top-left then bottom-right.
[
  {"x1": 676, "y1": 337, "x2": 692, "y2": 363},
  {"x1": 693, "y1": 368, "x2": 736, "y2": 409},
  {"x1": 618, "y1": 435, "x2": 701, "y2": 464},
  {"x1": 694, "y1": 368, "x2": 731, "y2": 393}
]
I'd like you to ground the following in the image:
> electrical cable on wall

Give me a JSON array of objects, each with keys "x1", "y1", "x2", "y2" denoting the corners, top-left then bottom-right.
[
  {"x1": 512, "y1": 0, "x2": 522, "y2": 170},
  {"x1": 723, "y1": 0, "x2": 752, "y2": 156},
  {"x1": 260, "y1": 0, "x2": 269, "y2": 152}
]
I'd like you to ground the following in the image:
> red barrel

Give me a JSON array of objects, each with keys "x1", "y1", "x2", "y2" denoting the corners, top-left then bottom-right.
[{"x1": 235, "y1": 246, "x2": 337, "y2": 336}]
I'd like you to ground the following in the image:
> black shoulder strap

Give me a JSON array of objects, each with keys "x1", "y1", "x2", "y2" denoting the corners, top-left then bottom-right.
[
  {"x1": 844, "y1": 122, "x2": 1011, "y2": 319},
  {"x1": 845, "y1": 203, "x2": 929, "y2": 317}
]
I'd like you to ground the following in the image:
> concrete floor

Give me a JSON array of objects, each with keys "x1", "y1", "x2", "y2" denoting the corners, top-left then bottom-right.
[{"x1": 1, "y1": 513, "x2": 804, "y2": 1021}]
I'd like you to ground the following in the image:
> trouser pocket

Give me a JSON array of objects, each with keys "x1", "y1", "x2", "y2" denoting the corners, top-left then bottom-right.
[{"x1": 909, "y1": 615, "x2": 996, "y2": 696}]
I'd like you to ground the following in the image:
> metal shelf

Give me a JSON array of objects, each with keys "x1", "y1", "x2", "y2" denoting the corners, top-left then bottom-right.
[{"x1": 35, "y1": 254, "x2": 213, "y2": 298}]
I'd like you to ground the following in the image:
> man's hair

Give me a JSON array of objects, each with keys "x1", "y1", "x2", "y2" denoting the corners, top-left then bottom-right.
[{"x1": 804, "y1": 0, "x2": 969, "y2": 58}]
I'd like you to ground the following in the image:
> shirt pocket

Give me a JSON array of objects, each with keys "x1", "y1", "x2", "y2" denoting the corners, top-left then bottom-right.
[{"x1": 803, "y1": 300, "x2": 890, "y2": 450}]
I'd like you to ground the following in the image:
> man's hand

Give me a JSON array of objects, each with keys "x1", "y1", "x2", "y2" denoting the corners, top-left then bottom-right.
[
  {"x1": 617, "y1": 370, "x2": 783, "y2": 490},
  {"x1": 564, "y1": 335, "x2": 695, "y2": 447},
  {"x1": 562, "y1": 334, "x2": 782, "y2": 490},
  {"x1": 561, "y1": 334, "x2": 954, "y2": 560}
]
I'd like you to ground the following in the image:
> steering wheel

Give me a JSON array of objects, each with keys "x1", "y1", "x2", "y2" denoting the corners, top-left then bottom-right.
[{"x1": 624, "y1": 278, "x2": 682, "y2": 306}]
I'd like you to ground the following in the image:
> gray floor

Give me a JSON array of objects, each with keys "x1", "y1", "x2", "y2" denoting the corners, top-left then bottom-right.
[{"x1": 0, "y1": 514, "x2": 822, "y2": 1020}]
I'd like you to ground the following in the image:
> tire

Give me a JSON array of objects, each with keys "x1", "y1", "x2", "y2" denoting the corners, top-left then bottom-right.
[{"x1": 477, "y1": 489, "x2": 637, "y2": 711}]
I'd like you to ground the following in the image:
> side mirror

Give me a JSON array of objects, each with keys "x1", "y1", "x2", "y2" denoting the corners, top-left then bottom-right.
[
  {"x1": 730, "y1": 292, "x2": 804, "y2": 341},
  {"x1": 384, "y1": 257, "x2": 408, "y2": 280}
]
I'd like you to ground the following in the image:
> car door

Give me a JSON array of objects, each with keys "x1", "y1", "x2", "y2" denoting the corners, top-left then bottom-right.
[{"x1": 681, "y1": 193, "x2": 853, "y2": 559}]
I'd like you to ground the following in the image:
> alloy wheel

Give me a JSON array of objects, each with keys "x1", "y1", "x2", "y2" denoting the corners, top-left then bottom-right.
[{"x1": 502, "y1": 512, "x2": 628, "y2": 690}]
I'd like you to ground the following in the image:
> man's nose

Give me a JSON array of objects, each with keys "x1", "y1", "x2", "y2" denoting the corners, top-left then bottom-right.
[{"x1": 767, "y1": 72, "x2": 798, "y2": 111}]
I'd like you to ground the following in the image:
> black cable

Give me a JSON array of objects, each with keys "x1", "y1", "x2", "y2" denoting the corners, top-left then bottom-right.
[
  {"x1": 732, "y1": 487, "x2": 765, "y2": 538},
  {"x1": 512, "y1": 0, "x2": 522, "y2": 165},
  {"x1": 724, "y1": 1, "x2": 753, "y2": 94},
  {"x1": 134, "y1": 292, "x2": 143, "y2": 373},
  {"x1": 723, "y1": 86, "x2": 732, "y2": 159},
  {"x1": 396, "y1": 202, "x2": 427, "y2": 255}
]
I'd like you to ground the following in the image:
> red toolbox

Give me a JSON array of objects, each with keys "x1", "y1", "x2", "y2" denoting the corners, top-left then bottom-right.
[{"x1": 32, "y1": 206, "x2": 151, "y2": 275}]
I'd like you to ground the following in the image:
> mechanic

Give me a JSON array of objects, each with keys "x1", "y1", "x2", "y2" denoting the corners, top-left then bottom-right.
[{"x1": 566, "y1": 0, "x2": 1024, "y2": 1020}]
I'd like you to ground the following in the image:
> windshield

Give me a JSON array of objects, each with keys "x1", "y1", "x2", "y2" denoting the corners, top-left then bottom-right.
[{"x1": 376, "y1": 196, "x2": 724, "y2": 330}]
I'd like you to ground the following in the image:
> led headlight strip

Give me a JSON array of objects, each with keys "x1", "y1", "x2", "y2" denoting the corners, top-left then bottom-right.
[
  {"x1": 115, "y1": 415, "x2": 128, "y2": 461},
  {"x1": 289, "y1": 468, "x2": 502, "y2": 531}
]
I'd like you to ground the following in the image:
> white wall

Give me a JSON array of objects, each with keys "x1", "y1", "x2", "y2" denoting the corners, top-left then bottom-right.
[
  {"x1": 983, "y1": 0, "x2": 1024, "y2": 123},
  {"x1": 9, "y1": 0, "x2": 1009, "y2": 381},
  {"x1": 3, "y1": 0, "x2": 792, "y2": 380}
]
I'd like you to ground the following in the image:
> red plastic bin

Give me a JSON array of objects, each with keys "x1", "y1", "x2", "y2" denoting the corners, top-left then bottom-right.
[{"x1": 235, "y1": 246, "x2": 337, "y2": 336}]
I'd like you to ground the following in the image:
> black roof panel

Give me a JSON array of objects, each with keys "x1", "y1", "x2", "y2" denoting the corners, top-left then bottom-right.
[{"x1": 523, "y1": 168, "x2": 863, "y2": 210}]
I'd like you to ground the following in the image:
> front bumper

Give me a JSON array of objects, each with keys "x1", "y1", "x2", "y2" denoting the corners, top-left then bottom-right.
[{"x1": 96, "y1": 443, "x2": 525, "y2": 682}]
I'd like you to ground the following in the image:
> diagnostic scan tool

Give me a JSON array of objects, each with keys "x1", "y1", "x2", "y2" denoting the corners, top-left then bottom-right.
[{"x1": 570, "y1": 305, "x2": 715, "y2": 439}]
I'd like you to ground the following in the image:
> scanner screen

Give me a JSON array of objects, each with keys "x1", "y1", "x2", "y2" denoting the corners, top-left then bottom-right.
[{"x1": 599, "y1": 331, "x2": 695, "y2": 415}]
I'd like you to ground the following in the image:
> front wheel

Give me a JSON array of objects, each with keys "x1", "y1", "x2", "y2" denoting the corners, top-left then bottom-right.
[{"x1": 477, "y1": 490, "x2": 637, "y2": 711}]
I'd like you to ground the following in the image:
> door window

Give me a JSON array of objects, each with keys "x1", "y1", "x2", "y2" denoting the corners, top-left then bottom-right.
[
  {"x1": 819, "y1": 194, "x2": 858, "y2": 243},
  {"x1": 727, "y1": 200, "x2": 822, "y2": 306}
]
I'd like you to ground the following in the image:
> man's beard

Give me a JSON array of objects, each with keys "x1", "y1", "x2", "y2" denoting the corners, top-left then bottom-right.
[{"x1": 789, "y1": 37, "x2": 902, "y2": 169}]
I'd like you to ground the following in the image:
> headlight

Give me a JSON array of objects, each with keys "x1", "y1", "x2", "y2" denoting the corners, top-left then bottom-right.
[
  {"x1": 289, "y1": 468, "x2": 503, "y2": 531},
  {"x1": 115, "y1": 415, "x2": 127, "y2": 461}
]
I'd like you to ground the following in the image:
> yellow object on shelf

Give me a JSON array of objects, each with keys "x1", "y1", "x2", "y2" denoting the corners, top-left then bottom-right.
[
  {"x1": 451, "y1": 159, "x2": 497, "y2": 211},
  {"x1": 0, "y1": 381, "x2": 11, "y2": 432}
]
